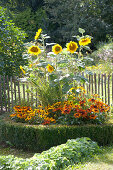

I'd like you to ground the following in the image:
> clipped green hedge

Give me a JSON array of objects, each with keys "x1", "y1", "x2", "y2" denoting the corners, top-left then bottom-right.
[{"x1": 0, "y1": 114, "x2": 113, "y2": 152}]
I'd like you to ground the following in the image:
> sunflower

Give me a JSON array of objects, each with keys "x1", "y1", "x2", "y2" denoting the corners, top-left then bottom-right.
[
  {"x1": 47, "y1": 64, "x2": 54, "y2": 73},
  {"x1": 52, "y1": 44, "x2": 62, "y2": 54},
  {"x1": 35, "y1": 28, "x2": 42, "y2": 40},
  {"x1": 79, "y1": 37, "x2": 91, "y2": 46},
  {"x1": 28, "y1": 46, "x2": 41, "y2": 55},
  {"x1": 67, "y1": 41, "x2": 78, "y2": 53}
]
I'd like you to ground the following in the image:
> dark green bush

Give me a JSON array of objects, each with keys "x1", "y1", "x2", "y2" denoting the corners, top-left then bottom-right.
[
  {"x1": 0, "y1": 114, "x2": 113, "y2": 152},
  {"x1": 0, "y1": 6, "x2": 28, "y2": 77},
  {"x1": 11, "y1": 7, "x2": 46, "y2": 41},
  {"x1": 44, "y1": 0, "x2": 113, "y2": 46}
]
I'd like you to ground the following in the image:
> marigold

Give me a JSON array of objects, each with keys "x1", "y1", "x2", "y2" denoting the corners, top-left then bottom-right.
[
  {"x1": 79, "y1": 37, "x2": 91, "y2": 46},
  {"x1": 28, "y1": 46, "x2": 41, "y2": 55},
  {"x1": 52, "y1": 44, "x2": 62, "y2": 54},
  {"x1": 35, "y1": 28, "x2": 42, "y2": 40},
  {"x1": 47, "y1": 64, "x2": 54, "y2": 73},
  {"x1": 67, "y1": 41, "x2": 78, "y2": 53}
]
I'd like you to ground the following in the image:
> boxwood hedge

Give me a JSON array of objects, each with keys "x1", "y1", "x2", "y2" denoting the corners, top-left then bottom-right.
[{"x1": 0, "y1": 114, "x2": 113, "y2": 152}]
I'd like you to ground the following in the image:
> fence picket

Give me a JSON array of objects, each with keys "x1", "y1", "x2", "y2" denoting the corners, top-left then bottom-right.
[
  {"x1": 10, "y1": 77, "x2": 13, "y2": 110},
  {"x1": 94, "y1": 73, "x2": 97, "y2": 94},
  {"x1": 3, "y1": 76, "x2": 7, "y2": 111},
  {"x1": 104, "y1": 73, "x2": 107, "y2": 104},
  {"x1": 91, "y1": 74, "x2": 93, "y2": 94},
  {"x1": 108, "y1": 74, "x2": 110, "y2": 105},
  {"x1": 7, "y1": 76, "x2": 10, "y2": 112},
  {"x1": 0, "y1": 73, "x2": 113, "y2": 114},
  {"x1": 98, "y1": 74, "x2": 100, "y2": 96},
  {"x1": 23, "y1": 84, "x2": 25, "y2": 101},
  {"x1": 101, "y1": 74, "x2": 103, "y2": 101}
]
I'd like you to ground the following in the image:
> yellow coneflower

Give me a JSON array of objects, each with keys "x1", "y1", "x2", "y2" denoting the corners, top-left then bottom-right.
[
  {"x1": 47, "y1": 64, "x2": 54, "y2": 73},
  {"x1": 35, "y1": 28, "x2": 42, "y2": 40},
  {"x1": 79, "y1": 37, "x2": 91, "y2": 46},
  {"x1": 20, "y1": 65, "x2": 26, "y2": 74},
  {"x1": 28, "y1": 46, "x2": 41, "y2": 55},
  {"x1": 52, "y1": 44, "x2": 62, "y2": 54},
  {"x1": 67, "y1": 41, "x2": 78, "y2": 53}
]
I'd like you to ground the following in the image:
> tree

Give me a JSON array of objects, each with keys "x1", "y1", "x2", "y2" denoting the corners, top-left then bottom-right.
[
  {"x1": 44, "y1": 0, "x2": 113, "y2": 46},
  {"x1": 0, "y1": 6, "x2": 28, "y2": 77}
]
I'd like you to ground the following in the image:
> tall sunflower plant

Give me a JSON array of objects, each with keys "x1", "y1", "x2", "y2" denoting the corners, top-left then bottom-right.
[{"x1": 20, "y1": 28, "x2": 93, "y2": 107}]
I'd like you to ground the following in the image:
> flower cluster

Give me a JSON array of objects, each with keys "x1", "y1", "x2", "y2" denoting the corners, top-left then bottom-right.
[
  {"x1": 39, "y1": 96, "x2": 110, "y2": 125},
  {"x1": 10, "y1": 106, "x2": 36, "y2": 123},
  {"x1": 10, "y1": 85, "x2": 110, "y2": 125}
]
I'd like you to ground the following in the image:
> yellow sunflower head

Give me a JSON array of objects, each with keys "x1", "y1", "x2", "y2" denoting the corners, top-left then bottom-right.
[
  {"x1": 67, "y1": 41, "x2": 78, "y2": 53},
  {"x1": 35, "y1": 28, "x2": 42, "y2": 40},
  {"x1": 28, "y1": 46, "x2": 41, "y2": 55},
  {"x1": 52, "y1": 44, "x2": 62, "y2": 55},
  {"x1": 47, "y1": 64, "x2": 54, "y2": 73},
  {"x1": 79, "y1": 37, "x2": 91, "y2": 46}
]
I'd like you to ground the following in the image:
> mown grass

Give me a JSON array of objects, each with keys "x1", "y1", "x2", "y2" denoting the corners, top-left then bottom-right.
[{"x1": 0, "y1": 144, "x2": 34, "y2": 159}]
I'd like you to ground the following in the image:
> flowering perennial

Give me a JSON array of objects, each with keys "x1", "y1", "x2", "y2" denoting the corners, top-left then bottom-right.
[{"x1": 11, "y1": 87, "x2": 110, "y2": 125}]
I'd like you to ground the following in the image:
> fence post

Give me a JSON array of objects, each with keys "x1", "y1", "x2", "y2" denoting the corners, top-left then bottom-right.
[{"x1": 108, "y1": 74, "x2": 110, "y2": 106}]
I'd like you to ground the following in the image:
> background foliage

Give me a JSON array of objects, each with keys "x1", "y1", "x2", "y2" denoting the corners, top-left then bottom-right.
[
  {"x1": 0, "y1": 0, "x2": 112, "y2": 46},
  {"x1": 44, "y1": 0, "x2": 113, "y2": 46},
  {"x1": 0, "y1": 6, "x2": 28, "y2": 77}
]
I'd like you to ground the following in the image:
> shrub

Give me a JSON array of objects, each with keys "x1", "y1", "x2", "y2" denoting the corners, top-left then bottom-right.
[
  {"x1": 0, "y1": 115, "x2": 113, "y2": 152},
  {"x1": 0, "y1": 6, "x2": 28, "y2": 77},
  {"x1": 0, "y1": 137, "x2": 101, "y2": 169}
]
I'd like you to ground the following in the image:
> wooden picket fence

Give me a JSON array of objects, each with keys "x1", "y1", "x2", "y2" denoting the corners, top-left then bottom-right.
[{"x1": 0, "y1": 73, "x2": 113, "y2": 114}]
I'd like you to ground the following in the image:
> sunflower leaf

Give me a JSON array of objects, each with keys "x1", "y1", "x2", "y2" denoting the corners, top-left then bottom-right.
[{"x1": 79, "y1": 28, "x2": 85, "y2": 34}]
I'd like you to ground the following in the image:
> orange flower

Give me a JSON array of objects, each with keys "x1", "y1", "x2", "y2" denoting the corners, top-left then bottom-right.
[
  {"x1": 91, "y1": 108, "x2": 99, "y2": 113},
  {"x1": 79, "y1": 100, "x2": 86, "y2": 106},
  {"x1": 74, "y1": 112, "x2": 81, "y2": 118},
  {"x1": 61, "y1": 104, "x2": 72, "y2": 115},
  {"x1": 86, "y1": 108, "x2": 92, "y2": 113},
  {"x1": 42, "y1": 120, "x2": 51, "y2": 125},
  {"x1": 10, "y1": 113, "x2": 17, "y2": 117},
  {"x1": 89, "y1": 114, "x2": 97, "y2": 120},
  {"x1": 77, "y1": 109, "x2": 87, "y2": 118},
  {"x1": 88, "y1": 98, "x2": 95, "y2": 103}
]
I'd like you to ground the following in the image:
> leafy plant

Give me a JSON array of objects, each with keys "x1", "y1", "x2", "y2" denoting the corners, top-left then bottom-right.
[{"x1": 0, "y1": 137, "x2": 101, "y2": 170}]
